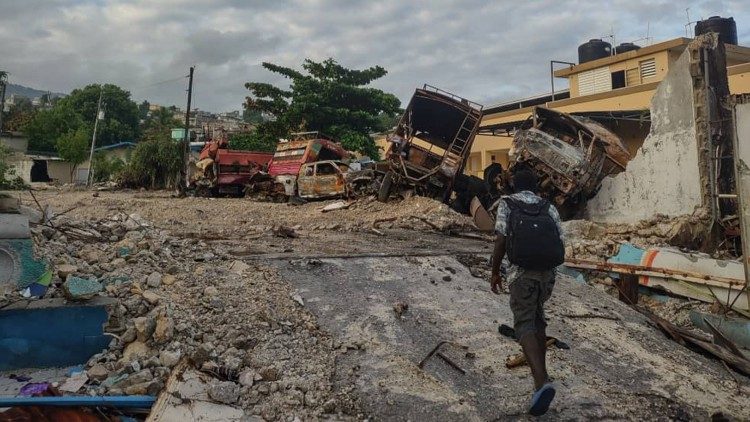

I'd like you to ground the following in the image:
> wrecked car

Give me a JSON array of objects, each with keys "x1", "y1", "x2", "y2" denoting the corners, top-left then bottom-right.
[
  {"x1": 190, "y1": 137, "x2": 273, "y2": 197},
  {"x1": 267, "y1": 132, "x2": 350, "y2": 196},
  {"x1": 296, "y1": 160, "x2": 377, "y2": 199},
  {"x1": 378, "y1": 85, "x2": 483, "y2": 203},
  {"x1": 471, "y1": 106, "x2": 631, "y2": 229}
]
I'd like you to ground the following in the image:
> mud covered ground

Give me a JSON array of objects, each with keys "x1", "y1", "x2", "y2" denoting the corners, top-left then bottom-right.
[{"x1": 5, "y1": 189, "x2": 749, "y2": 421}]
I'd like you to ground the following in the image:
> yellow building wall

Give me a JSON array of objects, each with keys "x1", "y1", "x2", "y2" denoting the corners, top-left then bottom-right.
[
  {"x1": 568, "y1": 50, "x2": 670, "y2": 97},
  {"x1": 729, "y1": 64, "x2": 750, "y2": 94}
]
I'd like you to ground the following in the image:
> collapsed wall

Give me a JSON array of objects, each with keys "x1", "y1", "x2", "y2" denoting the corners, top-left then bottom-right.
[{"x1": 586, "y1": 34, "x2": 725, "y2": 225}]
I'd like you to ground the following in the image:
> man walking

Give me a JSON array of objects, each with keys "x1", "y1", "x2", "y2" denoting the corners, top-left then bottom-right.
[{"x1": 489, "y1": 167, "x2": 565, "y2": 416}]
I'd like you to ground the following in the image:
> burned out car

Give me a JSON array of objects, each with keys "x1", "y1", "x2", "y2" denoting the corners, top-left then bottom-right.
[
  {"x1": 296, "y1": 160, "x2": 377, "y2": 199},
  {"x1": 378, "y1": 85, "x2": 483, "y2": 203},
  {"x1": 511, "y1": 107, "x2": 630, "y2": 214},
  {"x1": 470, "y1": 107, "x2": 631, "y2": 229}
]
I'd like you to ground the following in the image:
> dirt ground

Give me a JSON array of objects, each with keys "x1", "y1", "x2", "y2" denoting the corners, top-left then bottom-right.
[{"x1": 6, "y1": 189, "x2": 750, "y2": 421}]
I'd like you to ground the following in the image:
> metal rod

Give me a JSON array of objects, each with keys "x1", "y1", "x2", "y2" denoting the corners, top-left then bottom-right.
[{"x1": 550, "y1": 60, "x2": 576, "y2": 102}]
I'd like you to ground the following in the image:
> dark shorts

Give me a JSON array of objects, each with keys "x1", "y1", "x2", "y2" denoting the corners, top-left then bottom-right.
[{"x1": 509, "y1": 269, "x2": 556, "y2": 340}]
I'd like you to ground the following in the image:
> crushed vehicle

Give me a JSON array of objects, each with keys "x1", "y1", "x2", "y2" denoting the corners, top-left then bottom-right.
[
  {"x1": 378, "y1": 85, "x2": 483, "y2": 203},
  {"x1": 266, "y1": 132, "x2": 350, "y2": 196},
  {"x1": 296, "y1": 160, "x2": 378, "y2": 199},
  {"x1": 470, "y1": 106, "x2": 631, "y2": 229},
  {"x1": 190, "y1": 136, "x2": 273, "y2": 197}
]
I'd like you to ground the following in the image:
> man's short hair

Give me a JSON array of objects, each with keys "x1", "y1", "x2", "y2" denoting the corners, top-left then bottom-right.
[{"x1": 512, "y1": 167, "x2": 538, "y2": 193}]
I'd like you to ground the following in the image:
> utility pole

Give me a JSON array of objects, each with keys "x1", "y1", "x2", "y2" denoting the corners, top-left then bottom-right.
[
  {"x1": 180, "y1": 66, "x2": 194, "y2": 193},
  {"x1": 87, "y1": 85, "x2": 104, "y2": 187}
]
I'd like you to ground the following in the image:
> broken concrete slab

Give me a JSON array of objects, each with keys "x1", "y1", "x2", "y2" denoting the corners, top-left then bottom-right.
[
  {"x1": 62, "y1": 276, "x2": 103, "y2": 300},
  {"x1": 0, "y1": 214, "x2": 31, "y2": 239}
]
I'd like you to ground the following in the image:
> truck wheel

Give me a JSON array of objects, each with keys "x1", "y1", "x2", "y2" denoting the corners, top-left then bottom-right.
[{"x1": 378, "y1": 172, "x2": 394, "y2": 203}]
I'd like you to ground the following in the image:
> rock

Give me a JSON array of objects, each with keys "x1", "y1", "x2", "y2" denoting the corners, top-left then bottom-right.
[
  {"x1": 290, "y1": 293, "x2": 304, "y2": 306},
  {"x1": 141, "y1": 290, "x2": 161, "y2": 305},
  {"x1": 121, "y1": 327, "x2": 137, "y2": 344},
  {"x1": 146, "y1": 272, "x2": 162, "y2": 288},
  {"x1": 259, "y1": 366, "x2": 279, "y2": 381},
  {"x1": 208, "y1": 381, "x2": 240, "y2": 404},
  {"x1": 192, "y1": 343, "x2": 213, "y2": 366},
  {"x1": 393, "y1": 302, "x2": 409, "y2": 317},
  {"x1": 159, "y1": 350, "x2": 181, "y2": 368},
  {"x1": 153, "y1": 315, "x2": 174, "y2": 343},
  {"x1": 111, "y1": 258, "x2": 127, "y2": 269},
  {"x1": 62, "y1": 277, "x2": 103, "y2": 300},
  {"x1": 238, "y1": 370, "x2": 255, "y2": 387},
  {"x1": 122, "y1": 340, "x2": 151, "y2": 361},
  {"x1": 134, "y1": 316, "x2": 156, "y2": 342},
  {"x1": 204, "y1": 286, "x2": 219, "y2": 296},
  {"x1": 228, "y1": 260, "x2": 250, "y2": 275},
  {"x1": 124, "y1": 380, "x2": 162, "y2": 396},
  {"x1": 87, "y1": 364, "x2": 109, "y2": 382},
  {"x1": 162, "y1": 274, "x2": 177, "y2": 285},
  {"x1": 57, "y1": 264, "x2": 78, "y2": 280}
]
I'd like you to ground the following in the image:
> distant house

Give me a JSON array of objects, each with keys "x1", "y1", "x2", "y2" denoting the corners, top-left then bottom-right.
[
  {"x1": 76, "y1": 142, "x2": 136, "y2": 184},
  {"x1": 1, "y1": 132, "x2": 74, "y2": 184}
]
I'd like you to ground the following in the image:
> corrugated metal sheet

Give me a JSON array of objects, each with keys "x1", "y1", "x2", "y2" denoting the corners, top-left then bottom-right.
[{"x1": 578, "y1": 67, "x2": 611, "y2": 96}]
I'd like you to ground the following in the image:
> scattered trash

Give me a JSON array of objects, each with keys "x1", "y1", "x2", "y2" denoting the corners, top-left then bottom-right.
[
  {"x1": 59, "y1": 371, "x2": 88, "y2": 393},
  {"x1": 321, "y1": 201, "x2": 350, "y2": 213}
]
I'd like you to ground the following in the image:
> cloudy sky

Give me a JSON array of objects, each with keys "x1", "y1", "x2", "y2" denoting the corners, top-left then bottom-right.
[{"x1": 1, "y1": 0, "x2": 748, "y2": 112}]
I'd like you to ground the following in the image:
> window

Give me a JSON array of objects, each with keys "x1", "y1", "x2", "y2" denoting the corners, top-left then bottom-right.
[
  {"x1": 303, "y1": 165, "x2": 314, "y2": 176},
  {"x1": 491, "y1": 155, "x2": 496, "y2": 162},
  {"x1": 639, "y1": 58, "x2": 656, "y2": 79},
  {"x1": 316, "y1": 163, "x2": 337, "y2": 175},
  {"x1": 611, "y1": 70, "x2": 626, "y2": 89},
  {"x1": 578, "y1": 67, "x2": 611, "y2": 96}
]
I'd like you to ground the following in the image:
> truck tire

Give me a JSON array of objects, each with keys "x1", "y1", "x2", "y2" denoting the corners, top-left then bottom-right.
[{"x1": 378, "y1": 172, "x2": 394, "y2": 203}]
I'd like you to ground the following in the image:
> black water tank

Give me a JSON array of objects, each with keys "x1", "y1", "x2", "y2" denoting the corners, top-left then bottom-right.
[
  {"x1": 578, "y1": 39, "x2": 612, "y2": 64},
  {"x1": 614, "y1": 42, "x2": 641, "y2": 55},
  {"x1": 695, "y1": 16, "x2": 738, "y2": 45}
]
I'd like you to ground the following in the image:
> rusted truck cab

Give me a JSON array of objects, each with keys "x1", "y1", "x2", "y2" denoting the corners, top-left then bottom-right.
[
  {"x1": 267, "y1": 133, "x2": 348, "y2": 196},
  {"x1": 297, "y1": 160, "x2": 376, "y2": 199},
  {"x1": 378, "y1": 85, "x2": 483, "y2": 202}
]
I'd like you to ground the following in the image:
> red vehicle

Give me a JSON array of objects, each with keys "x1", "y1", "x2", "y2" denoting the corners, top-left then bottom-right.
[
  {"x1": 192, "y1": 138, "x2": 273, "y2": 196},
  {"x1": 267, "y1": 132, "x2": 349, "y2": 195}
]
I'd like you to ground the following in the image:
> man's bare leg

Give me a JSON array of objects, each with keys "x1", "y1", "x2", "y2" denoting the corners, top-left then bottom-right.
[{"x1": 518, "y1": 331, "x2": 548, "y2": 390}]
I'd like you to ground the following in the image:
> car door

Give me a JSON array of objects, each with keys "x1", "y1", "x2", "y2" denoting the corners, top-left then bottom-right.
[
  {"x1": 313, "y1": 162, "x2": 345, "y2": 197},
  {"x1": 297, "y1": 163, "x2": 315, "y2": 197}
]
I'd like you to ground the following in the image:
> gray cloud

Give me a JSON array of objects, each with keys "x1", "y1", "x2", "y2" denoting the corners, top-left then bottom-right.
[{"x1": 0, "y1": 0, "x2": 748, "y2": 112}]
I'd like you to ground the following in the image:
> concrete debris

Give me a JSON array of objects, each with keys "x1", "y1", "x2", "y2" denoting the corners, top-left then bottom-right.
[
  {"x1": 321, "y1": 201, "x2": 350, "y2": 213},
  {"x1": 62, "y1": 276, "x2": 103, "y2": 300}
]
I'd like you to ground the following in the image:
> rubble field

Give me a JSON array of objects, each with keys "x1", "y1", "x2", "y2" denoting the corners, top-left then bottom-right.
[{"x1": 1, "y1": 189, "x2": 748, "y2": 421}]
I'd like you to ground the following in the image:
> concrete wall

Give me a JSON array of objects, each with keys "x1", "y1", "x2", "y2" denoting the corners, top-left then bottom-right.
[{"x1": 586, "y1": 41, "x2": 703, "y2": 223}]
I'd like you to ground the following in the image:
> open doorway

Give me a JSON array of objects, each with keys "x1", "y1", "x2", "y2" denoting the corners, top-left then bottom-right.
[{"x1": 30, "y1": 160, "x2": 51, "y2": 182}]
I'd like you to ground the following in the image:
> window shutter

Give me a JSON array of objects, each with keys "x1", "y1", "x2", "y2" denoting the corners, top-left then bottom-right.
[
  {"x1": 578, "y1": 67, "x2": 611, "y2": 96},
  {"x1": 640, "y1": 59, "x2": 656, "y2": 79}
]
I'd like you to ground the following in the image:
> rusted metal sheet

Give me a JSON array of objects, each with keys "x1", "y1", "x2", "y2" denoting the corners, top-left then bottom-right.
[
  {"x1": 296, "y1": 160, "x2": 376, "y2": 200},
  {"x1": 268, "y1": 133, "x2": 348, "y2": 177}
]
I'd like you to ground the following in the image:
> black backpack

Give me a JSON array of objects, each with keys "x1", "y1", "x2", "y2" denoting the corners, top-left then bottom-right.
[{"x1": 505, "y1": 197, "x2": 565, "y2": 270}]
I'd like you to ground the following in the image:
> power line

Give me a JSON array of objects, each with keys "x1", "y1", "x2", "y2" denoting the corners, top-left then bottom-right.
[{"x1": 130, "y1": 75, "x2": 188, "y2": 91}]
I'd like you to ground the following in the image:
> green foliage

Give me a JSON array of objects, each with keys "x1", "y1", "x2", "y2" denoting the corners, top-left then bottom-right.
[
  {"x1": 227, "y1": 132, "x2": 277, "y2": 152},
  {"x1": 3, "y1": 97, "x2": 36, "y2": 132},
  {"x1": 25, "y1": 83, "x2": 139, "y2": 152},
  {"x1": 138, "y1": 100, "x2": 150, "y2": 120},
  {"x1": 25, "y1": 106, "x2": 82, "y2": 153},
  {"x1": 0, "y1": 144, "x2": 24, "y2": 190},
  {"x1": 142, "y1": 107, "x2": 181, "y2": 132},
  {"x1": 244, "y1": 58, "x2": 401, "y2": 157},
  {"x1": 91, "y1": 153, "x2": 125, "y2": 183},
  {"x1": 118, "y1": 131, "x2": 181, "y2": 189},
  {"x1": 57, "y1": 127, "x2": 90, "y2": 179},
  {"x1": 242, "y1": 108, "x2": 264, "y2": 125}
]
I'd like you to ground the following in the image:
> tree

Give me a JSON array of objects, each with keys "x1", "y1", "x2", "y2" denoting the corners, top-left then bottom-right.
[
  {"x1": 25, "y1": 83, "x2": 139, "y2": 152},
  {"x1": 56, "y1": 127, "x2": 90, "y2": 180},
  {"x1": 242, "y1": 108, "x2": 264, "y2": 125},
  {"x1": 138, "y1": 100, "x2": 150, "y2": 120},
  {"x1": 244, "y1": 58, "x2": 401, "y2": 159},
  {"x1": 228, "y1": 132, "x2": 276, "y2": 152},
  {"x1": 118, "y1": 129, "x2": 181, "y2": 189},
  {"x1": 142, "y1": 107, "x2": 181, "y2": 132},
  {"x1": 3, "y1": 96, "x2": 35, "y2": 132}
]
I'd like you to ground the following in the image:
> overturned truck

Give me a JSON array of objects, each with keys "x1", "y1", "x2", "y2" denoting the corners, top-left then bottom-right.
[
  {"x1": 471, "y1": 107, "x2": 631, "y2": 228},
  {"x1": 378, "y1": 85, "x2": 483, "y2": 203}
]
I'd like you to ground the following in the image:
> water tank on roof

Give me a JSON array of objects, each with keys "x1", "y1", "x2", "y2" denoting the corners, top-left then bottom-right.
[
  {"x1": 614, "y1": 42, "x2": 641, "y2": 55},
  {"x1": 578, "y1": 39, "x2": 612, "y2": 64},
  {"x1": 695, "y1": 16, "x2": 738, "y2": 45}
]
